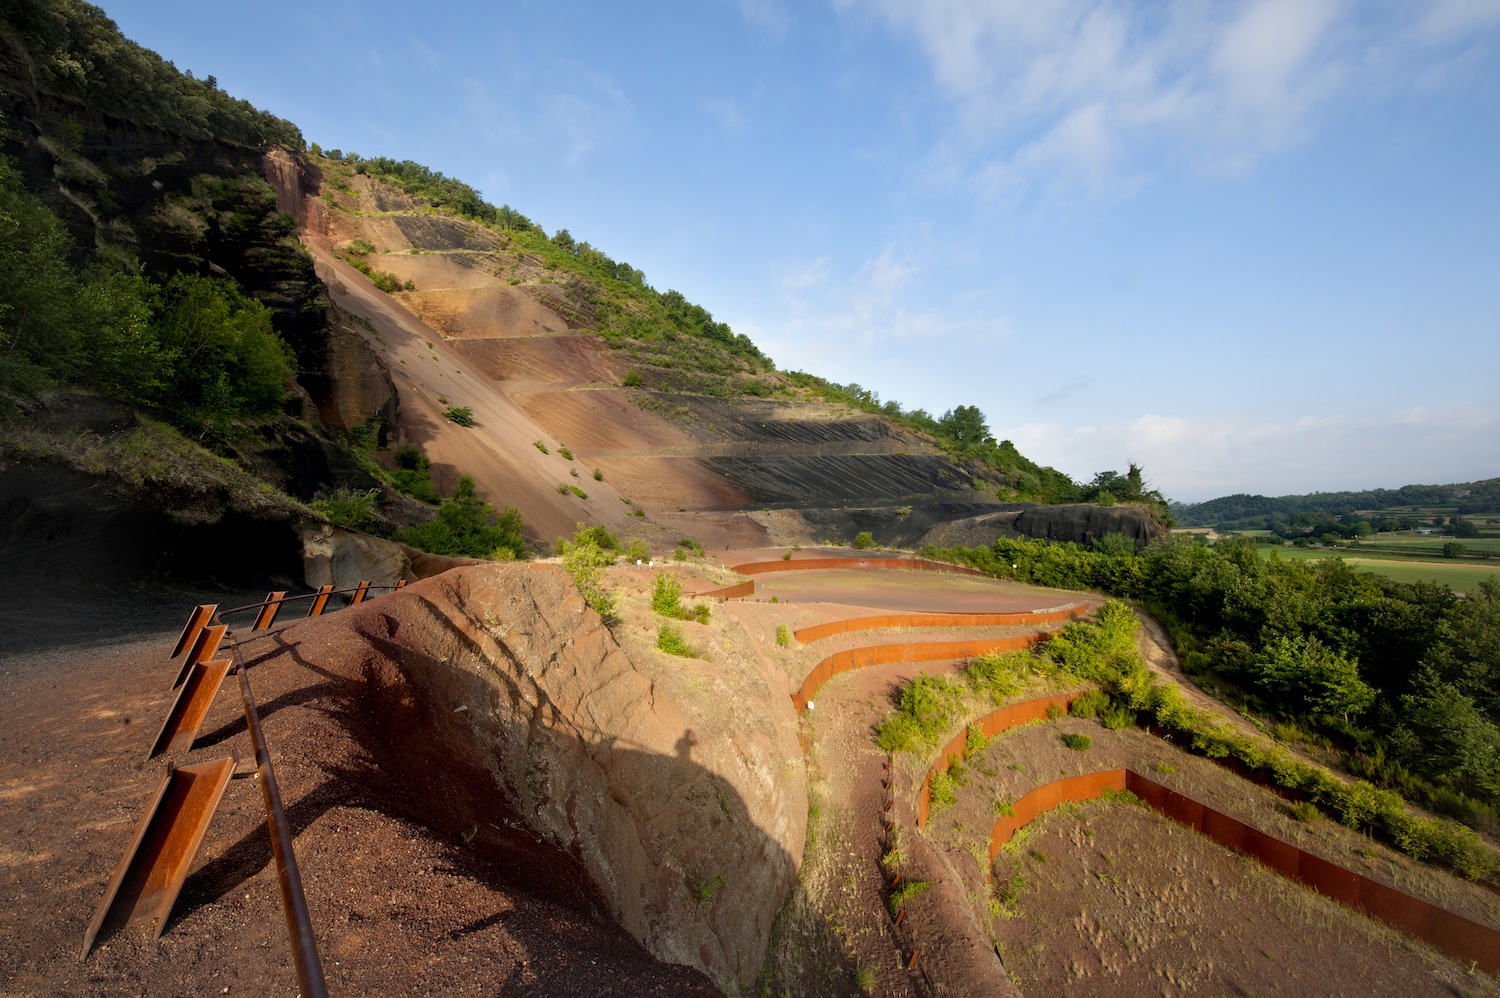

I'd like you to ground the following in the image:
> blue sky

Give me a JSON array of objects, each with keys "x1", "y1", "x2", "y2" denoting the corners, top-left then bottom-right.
[{"x1": 105, "y1": 0, "x2": 1500, "y2": 502}]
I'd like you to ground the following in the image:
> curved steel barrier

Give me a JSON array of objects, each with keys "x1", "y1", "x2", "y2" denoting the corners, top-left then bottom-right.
[
  {"x1": 980, "y1": 768, "x2": 1500, "y2": 975},
  {"x1": 792, "y1": 634, "x2": 1047, "y2": 713},
  {"x1": 701, "y1": 580, "x2": 755, "y2": 599},
  {"x1": 796, "y1": 604, "x2": 1087, "y2": 644},
  {"x1": 916, "y1": 691, "x2": 1085, "y2": 828},
  {"x1": 732, "y1": 556, "x2": 989, "y2": 577}
]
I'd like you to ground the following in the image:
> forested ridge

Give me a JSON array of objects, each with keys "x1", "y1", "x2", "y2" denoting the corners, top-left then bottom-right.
[{"x1": 1175, "y1": 477, "x2": 1500, "y2": 528}]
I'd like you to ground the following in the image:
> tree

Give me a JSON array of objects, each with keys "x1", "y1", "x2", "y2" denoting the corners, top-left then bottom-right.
[
  {"x1": 392, "y1": 475, "x2": 526, "y2": 559},
  {"x1": 937, "y1": 405, "x2": 989, "y2": 446},
  {"x1": 1246, "y1": 635, "x2": 1375, "y2": 722}
]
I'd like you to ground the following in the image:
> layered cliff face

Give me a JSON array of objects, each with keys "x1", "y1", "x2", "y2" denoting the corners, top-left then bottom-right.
[{"x1": 283, "y1": 563, "x2": 806, "y2": 989}]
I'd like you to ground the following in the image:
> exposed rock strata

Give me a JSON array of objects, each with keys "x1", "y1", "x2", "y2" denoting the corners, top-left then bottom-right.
[{"x1": 327, "y1": 565, "x2": 806, "y2": 989}]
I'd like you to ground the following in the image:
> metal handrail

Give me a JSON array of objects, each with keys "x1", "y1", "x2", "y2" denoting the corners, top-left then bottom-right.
[
  {"x1": 226, "y1": 629, "x2": 330, "y2": 998},
  {"x1": 216, "y1": 583, "x2": 407, "y2": 619}
]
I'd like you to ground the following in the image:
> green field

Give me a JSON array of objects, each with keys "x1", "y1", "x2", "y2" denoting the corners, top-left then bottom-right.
[{"x1": 1257, "y1": 545, "x2": 1500, "y2": 592}]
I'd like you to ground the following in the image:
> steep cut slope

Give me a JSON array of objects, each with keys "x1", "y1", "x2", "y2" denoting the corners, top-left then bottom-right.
[{"x1": 273, "y1": 152, "x2": 1144, "y2": 549}]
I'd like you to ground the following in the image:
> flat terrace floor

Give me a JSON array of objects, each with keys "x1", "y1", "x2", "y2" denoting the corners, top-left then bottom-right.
[{"x1": 750, "y1": 567, "x2": 1087, "y2": 613}]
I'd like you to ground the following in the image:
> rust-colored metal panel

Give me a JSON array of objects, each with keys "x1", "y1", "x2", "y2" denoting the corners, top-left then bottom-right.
[
  {"x1": 81, "y1": 757, "x2": 234, "y2": 956},
  {"x1": 987, "y1": 770, "x2": 1127, "y2": 861},
  {"x1": 795, "y1": 604, "x2": 1087, "y2": 643},
  {"x1": 1296, "y1": 852, "x2": 1362, "y2": 907},
  {"x1": 990, "y1": 768, "x2": 1500, "y2": 975},
  {"x1": 793, "y1": 634, "x2": 1046, "y2": 713},
  {"x1": 1241, "y1": 826, "x2": 1301, "y2": 880},
  {"x1": 348, "y1": 581, "x2": 372, "y2": 606},
  {"x1": 1427, "y1": 905, "x2": 1500, "y2": 974},
  {"x1": 172, "y1": 624, "x2": 227, "y2": 689},
  {"x1": 395, "y1": 579, "x2": 407, "y2": 589},
  {"x1": 305, "y1": 584, "x2": 334, "y2": 618},
  {"x1": 919, "y1": 692, "x2": 1083, "y2": 827},
  {"x1": 252, "y1": 591, "x2": 287, "y2": 630},
  {"x1": 702, "y1": 580, "x2": 755, "y2": 599},
  {"x1": 1357, "y1": 877, "x2": 1431, "y2": 938},
  {"x1": 169, "y1": 605, "x2": 218, "y2": 659},
  {"x1": 1200, "y1": 807, "x2": 1247, "y2": 852},
  {"x1": 149, "y1": 660, "x2": 232, "y2": 759}
]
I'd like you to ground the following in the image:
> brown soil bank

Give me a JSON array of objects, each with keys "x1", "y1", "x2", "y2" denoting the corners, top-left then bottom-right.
[{"x1": 248, "y1": 562, "x2": 806, "y2": 988}]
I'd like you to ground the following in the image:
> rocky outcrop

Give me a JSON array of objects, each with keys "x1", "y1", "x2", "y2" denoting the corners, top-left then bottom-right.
[
  {"x1": 321, "y1": 565, "x2": 805, "y2": 989},
  {"x1": 919, "y1": 502, "x2": 1164, "y2": 550}
]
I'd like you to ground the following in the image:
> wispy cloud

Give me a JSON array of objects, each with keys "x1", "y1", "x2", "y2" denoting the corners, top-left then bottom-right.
[
  {"x1": 1010, "y1": 402, "x2": 1500, "y2": 501},
  {"x1": 735, "y1": 0, "x2": 790, "y2": 34},
  {"x1": 843, "y1": 0, "x2": 1500, "y2": 194}
]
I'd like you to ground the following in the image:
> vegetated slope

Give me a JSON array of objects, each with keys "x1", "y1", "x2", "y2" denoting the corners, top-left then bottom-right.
[{"x1": 1174, "y1": 476, "x2": 1500, "y2": 527}]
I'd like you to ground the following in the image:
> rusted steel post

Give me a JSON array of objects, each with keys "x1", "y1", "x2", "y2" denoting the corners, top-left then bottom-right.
[
  {"x1": 253, "y1": 592, "x2": 287, "y2": 630},
  {"x1": 348, "y1": 581, "x2": 371, "y2": 606},
  {"x1": 234, "y1": 637, "x2": 330, "y2": 998},
  {"x1": 305, "y1": 585, "x2": 334, "y2": 618}
]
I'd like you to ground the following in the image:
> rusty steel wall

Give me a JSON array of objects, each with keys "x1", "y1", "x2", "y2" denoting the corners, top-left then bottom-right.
[
  {"x1": 971, "y1": 768, "x2": 1500, "y2": 975},
  {"x1": 1123, "y1": 771, "x2": 1500, "y2": 974},
  {"x1": 700, "y1": 580, "x2": 755, "y2": 599},
  {"x1": 986, "y1": 770, "x2": 1128, "y2": 860},
  {"x1": 791, "y1": 634, "x2": 1046, "y2": 713},
  {"x1": 795, "y1": 604, "x2": 1087, "y2": 644},
  {"x1": 916, "y1": 692, "x2": 1085, "y2": 828},
  {"x1": 732, "y1": 557, "x2": 989, "y2": 577}
]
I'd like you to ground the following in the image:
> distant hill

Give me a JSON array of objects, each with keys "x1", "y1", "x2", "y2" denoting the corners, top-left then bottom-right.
[{"x1": 1172, "y1": 478, "x2": 1500, "y2": 528}]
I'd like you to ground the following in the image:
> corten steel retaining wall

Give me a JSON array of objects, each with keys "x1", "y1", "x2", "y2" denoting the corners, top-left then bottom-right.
[
  {"x1": 916, "y1": 692, "x2": 1086, "y2": 828},
  {"x1": 795, "y1": 604, "x2": 1087, "y2": 644},
  {"x1": 700, "y1": 580, "x2": 755, "y2": 600},
  {"x1": 732, "y1": 557, "x2": 989, "y2": 577},
  {"x1": 791, "y1": 635, "x2": 1047, "y2": 714},
  {"x1": 980, "y1": 768, "x2": 1500, "y2": 975}
]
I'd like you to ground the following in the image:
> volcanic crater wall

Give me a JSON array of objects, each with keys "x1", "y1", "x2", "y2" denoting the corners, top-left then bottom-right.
[{"x1": 328, "y1": 564, "x2": 806, "y2": 989}]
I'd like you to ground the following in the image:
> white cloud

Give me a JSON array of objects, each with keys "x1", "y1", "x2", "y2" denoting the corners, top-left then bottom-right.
[
  {"x1": 846, "y1": 0, "x2": 1500, "y2": 193},
  {"x1": 1008, "y1": 402, "x2": 1500, "y2": 501}
]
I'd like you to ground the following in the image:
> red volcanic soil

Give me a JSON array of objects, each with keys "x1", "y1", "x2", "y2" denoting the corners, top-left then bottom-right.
[
  {"x1": 0, "y1": 588, "x2": 717, "y2": 998},
  {"x1": 752, "y1": 568, "x2": 1088, "y2": 613}
]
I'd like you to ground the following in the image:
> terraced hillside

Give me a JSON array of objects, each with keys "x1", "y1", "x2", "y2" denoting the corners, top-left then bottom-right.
[{"x1": 266, "y1": 151, "x2": 1155, "y2": 550}]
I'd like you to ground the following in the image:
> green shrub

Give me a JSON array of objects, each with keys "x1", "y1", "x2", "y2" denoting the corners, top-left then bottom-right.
[
  {"x1": 559, "y1": 446, "x2": 574, "y2": 460},
  {"x1": 657, "y1": 623, "x2": 696, "y2": 657},
  {"x1": 1102, "y1": 704, "x2": 1135, "y2": 730},
  {"x1": 1443, "y1": 541, "x2": 1466, "y2": 559},
  {"x1": 391, "y1": 444, "x2": 438, "y2": 503},
  {"x1": 1091, "y1": 533, "x2": 1136, "y2": 558},
  {"x1": 876, "y1": 674, "x2": 964, "y2": 753},
  {"x1": 593, "y1": 467, "x2": 603, "y2": 480},
  {"x1": 965, "y1": 651, "x2": 1029, "y2": 701},
  {"x1": 1291, "y1": 801, "x2": 1321, "y2": 822},
  {"x1": 568, "y1": 485, "x2": 587, "y2": 499},
  {"x1": 1069, "y1": 690, "x2": 1110, "y2": 719},
  {"x1": 557, "y1": 525, "x2": 617, "y2": 619},
  {"x1": 626, "y1": 539, "x2": 651, "y2": 562},
  {"x1": 1045, "y1": 703, "x2": 1064, "y2": 720},
  {"x1": 776, "y1": 623, "x2": 791, "y2": 647},
  {"x1": 310, "y1": 487, "x2": 379, "y2": 528},
  {"x1": 533, "y1": 440, "x2": 549, "y2": 454},
  {"x1": 442, "y1": 406, "x2": 474, "y2": 426},
  {"x1": 653, "y1": 573, "x2": 683, "y2": 615},
  {"x1": 1062, "y1": 733, "x2": 1092, "y2": 752},
  {"x1": 622, "y1": 369, "x2": 642, "y2": 387},
  {"x1": 886, "y1": 879, "x2": 931, "y2": 915},
  {"x1": 853, "y1": 531, "x2": 875, "y2": 549},
  {"x1": 392, "y1": 474, "x2": 526, "y2": 560}
]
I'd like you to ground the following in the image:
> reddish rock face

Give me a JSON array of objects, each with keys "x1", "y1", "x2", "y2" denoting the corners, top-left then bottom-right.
[{"x1": 288, "y1": 562, "x2": 806, "y2": 988}]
